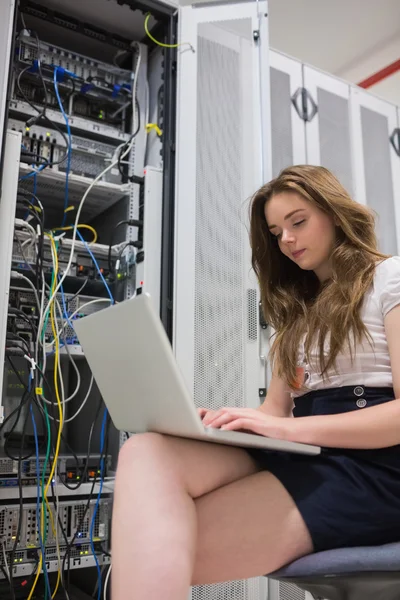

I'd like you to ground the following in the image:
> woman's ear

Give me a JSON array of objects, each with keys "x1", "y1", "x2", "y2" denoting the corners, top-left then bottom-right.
[{"x1": 333, "y1": 215, "x2": 340, "y2": 226}]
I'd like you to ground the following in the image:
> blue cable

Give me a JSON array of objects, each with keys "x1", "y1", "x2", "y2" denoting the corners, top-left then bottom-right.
[
  {"x1": 59, "y1": 277, "x2": 75, "y2": 329},
  {"x1": 89, "y1": 409, "x2": 108, "y2": 600},
  {"x1": 33, "y1": 172, "x2": 37, "y2": 203},
  {"x1": 76, "y1": 230, "x2": 114, "y2": 304},
  {"x1": 22, "y1": 172, "x2": 38, "y2": 221},
  {"x1": 29, "y1": 375, "x2": 52, "y2": 599},
  {"x1": 19, "y1": 163, "x2": 46, "y2": 181},
  {"x1": 53, "y1": 67, "x2": 71, "y2": 226}
]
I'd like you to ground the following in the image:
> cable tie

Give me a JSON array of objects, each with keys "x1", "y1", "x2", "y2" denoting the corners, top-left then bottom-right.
[{"x1": 24, "y1": 355, "x2": 36, "y2": 378}]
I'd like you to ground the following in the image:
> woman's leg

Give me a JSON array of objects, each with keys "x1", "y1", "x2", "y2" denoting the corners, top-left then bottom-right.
[
  {"x1": 192, "y1": 470, "x2": 312, "y2": 584},
  {"x1": 111, "y1": 433, "x2": 312, "y2": 600}
]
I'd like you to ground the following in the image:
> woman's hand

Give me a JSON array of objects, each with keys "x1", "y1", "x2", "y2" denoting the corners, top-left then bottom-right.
[
  {"x1": 198, "y1": 406, "x2": 292, "y2": 440},
  {"x1": 197, "y1": 407, "x2": 218, "y2": 422}
]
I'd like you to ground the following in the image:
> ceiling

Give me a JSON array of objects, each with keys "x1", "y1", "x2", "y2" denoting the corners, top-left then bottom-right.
[
  {"x1": 268, "y1": 0, "x2": 400, "y2": 80},
  {"x1": 25, "y1": 0, "x2": 400, "y2": 97}
]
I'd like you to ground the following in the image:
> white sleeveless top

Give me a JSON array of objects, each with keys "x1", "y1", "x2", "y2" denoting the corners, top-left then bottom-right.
[{"x1": 293, "y1": 256, "x2": 400, "y2": 397}]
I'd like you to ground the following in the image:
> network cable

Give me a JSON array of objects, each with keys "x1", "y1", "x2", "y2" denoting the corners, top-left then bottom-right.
[
  {"x1": 90, "y1": 409, "x2": 108, "y2": 600},
  {"x1": 39, "y1": 42, "x2": 142, "y2": 323},
  {"x1": 103, "y1": 564, "x2": 112, "y2": 600},
  {"x1": 53, "y1": 66, "x2": 72, "y2": 225},
  {"x1": 30, "y1": 387, "x2": 52, "y2": 599},
  {"x1": 76, "y1": 229, "x2": 114, "y2": 303}
]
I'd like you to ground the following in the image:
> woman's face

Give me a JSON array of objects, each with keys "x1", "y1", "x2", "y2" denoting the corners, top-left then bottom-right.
[{"x1": 264, "y1": 192, "x2": 337, "y2": 282}]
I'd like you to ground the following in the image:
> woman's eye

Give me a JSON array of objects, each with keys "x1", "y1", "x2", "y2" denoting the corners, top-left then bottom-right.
[{"x1": 293, "y1": 220, "x2": 305, "y2": 228}]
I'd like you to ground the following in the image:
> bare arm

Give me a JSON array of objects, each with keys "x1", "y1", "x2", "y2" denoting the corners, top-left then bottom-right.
[
  {"x1": 258, "y1": 368, "x2": 293, "y2": 418},
  {"x1": 283, "y1": 304, "x2": 400, "y2": 449}
]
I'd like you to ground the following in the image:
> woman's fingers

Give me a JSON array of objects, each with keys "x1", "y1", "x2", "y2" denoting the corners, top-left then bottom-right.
[
  {"x1": 198, "y1": 407, "x2": 214, "y2": 421},
  {"x1": 203, "y1": 407, "x2": 256, "y2": 428}
]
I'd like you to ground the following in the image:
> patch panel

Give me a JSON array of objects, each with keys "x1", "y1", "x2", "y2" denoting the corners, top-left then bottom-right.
[
  {"x1": 10, "y1": 118, "x2": 122, "y2": 185},
  {"x1": 14, "y1": 32, "x2": 132, "y2": 133},
  {"x1": 7, "y1": 287, "x2": 112, "y2": 346},
  {"x1": 17, "y1": 33, "x2": 131, "y2": 97},
  {"x1": 0, "y1": 454, "x2": 110, "y2": 488},
  {"x1": 0, "y1": 498, "x2": 111, "y2": 552}
]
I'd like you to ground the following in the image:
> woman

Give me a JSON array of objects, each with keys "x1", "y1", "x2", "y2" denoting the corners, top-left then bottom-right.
[{"x1": 111, "y1": 165, "x2": 400, "y2": 599}]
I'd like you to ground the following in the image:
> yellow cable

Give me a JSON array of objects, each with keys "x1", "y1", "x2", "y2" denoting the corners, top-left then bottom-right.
[
  {"x1": 52, "y1": 224, "x2": 98, "y2": 244},
  {"x1": 145, "y1": 123, "x2": 162, "y2": 136},
  {"x1": 27, "y1": 235, "x2": 64, "y2": 600},
  {"x1": 144, "y1": 13, "x2": 194, "y2": 52}
]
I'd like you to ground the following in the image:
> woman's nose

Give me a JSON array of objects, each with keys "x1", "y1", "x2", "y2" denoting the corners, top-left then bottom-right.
[{"x1": 281, "y1": 230, "x2": 295, "y2": 243}]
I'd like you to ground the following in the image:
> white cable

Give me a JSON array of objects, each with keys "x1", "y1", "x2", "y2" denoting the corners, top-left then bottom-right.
[
  {"x1": 131, "y1": 42, "x2": 141, "y2": 137},
  {"x1": 32, "y1": 255, "x2": 83, "y2": 409},
  {"x1": 15, "y1": 218, "x2": 36, "y2": 240},
  {"x1": 41, "y1": 309, "x2": 82, "y2": 406},
  {"x1": 44, "y1": 244, "x2": 63, "y2": 575},
  {"x1": 145, "y1": 79, "x2": 149, "y2": 130},
  {"x1": 45, "y1": 298, "x2": 111, "y2": 348},
  {"x1": 2, "y1": 541, "x2": 10, "y2": 581},
  {"x1": 47, "y1": 374, "x2": 94, "y2": 424},
  {"x1": 104, "y1": 563, "x2": 112, "y2": 600},
  {"x1": 10, "y1": 271, "x2": 40, "y2": 308},
  {"x1": 38, "y1": 44, "x2": 142, "y2": 329}
]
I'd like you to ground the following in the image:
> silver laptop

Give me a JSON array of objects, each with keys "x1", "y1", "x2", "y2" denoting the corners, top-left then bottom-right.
[{"x1": 73, "y1": 294, "x2": 320, "y2": 456}]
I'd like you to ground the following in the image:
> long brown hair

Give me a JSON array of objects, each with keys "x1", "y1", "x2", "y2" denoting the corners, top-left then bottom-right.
[{"x1": 249, "y1": 165, "x2": 388, "y2": 389}]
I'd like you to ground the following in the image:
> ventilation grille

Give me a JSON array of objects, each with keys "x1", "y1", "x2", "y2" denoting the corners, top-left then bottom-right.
[
  {"x1": 360, "y1": 106, "x2": 397, "y2": 255},
  {"x1": 193, "y1": 580, "x2": 262, "y2": 600},
  {"x1": 192, "y1": 19, "x2": 261, "y2": 600},
  {"x1": 194, "y1": 33, "x2": 244, "y2": 413},
  {"x1": 317, "y1": 88, "x2": 353, "y2": 195},
  {"x1": 279, "y1": 581, "x2": 306, "y2": 600},
  {"x1": 0, "y1": 459, "x2": 14, "y2": 474},
  {"x1": 247, "y1": 289, "x2": 257, "y2": 341},
  {"x1": 0, "y1": 511, "x2": 5, "y2": 537},
  {"x1": 270, "y1": 67, "x2": 293, "y2": 176}
]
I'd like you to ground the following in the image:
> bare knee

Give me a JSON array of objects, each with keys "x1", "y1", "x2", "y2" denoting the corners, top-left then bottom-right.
[
  {"x1": 116, "y1": 433, "x2": 259, "y2": 499},
  {"x1": 117, "y1": 432, "x2": 168, "y2": 467}
]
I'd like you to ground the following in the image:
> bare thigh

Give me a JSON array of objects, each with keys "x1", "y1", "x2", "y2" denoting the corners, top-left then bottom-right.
[
  {"x1": 118, "y1": 434, "x2": 313, "y2": 582},
  {"x1": 192, "y1": 471, "x2": 313, "y2": 585},
  {"x1": 118, "y1": 432, "x2": 261, "y2": 498}
]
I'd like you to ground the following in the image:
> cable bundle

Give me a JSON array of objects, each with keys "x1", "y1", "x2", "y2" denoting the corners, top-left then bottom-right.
[{"x1": 2, "y1": 15, "x2": 146, "y2": 600}]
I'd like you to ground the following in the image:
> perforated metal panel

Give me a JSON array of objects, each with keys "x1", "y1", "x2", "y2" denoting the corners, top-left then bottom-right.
[
  {"x1": 194, "y1": 34, "x2": 245, "y2": 412},
  {"x1": 192, "y1": 580, "x2": 262, "y2": 600},
  {"x1": 270, "y1": 67, "x2": 293, "y2": 177},
  {"x1": 360, "y1": 106, "x2": 397, "y2": 255},
  {"x1": 191, "y1": 21, "x2": 262, "y2": 600},
  {"x1": 317, "y1": 88, "x2": 353, "y2": 194},
  {"x1": 279, "y1": 581, "x2": 306, "y2": 600}
]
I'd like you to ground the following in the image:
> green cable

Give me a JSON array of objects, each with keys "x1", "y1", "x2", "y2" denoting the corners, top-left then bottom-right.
[{"x1": 39, "y1": 242, "x2": 58, "y2": 600}]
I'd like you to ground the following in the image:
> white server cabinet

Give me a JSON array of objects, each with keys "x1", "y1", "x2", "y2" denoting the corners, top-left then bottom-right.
[
  {"x1": 350, "y1": 87, "x2": 400, "y2": 256},
  {"x1": 0, "y1": 130, "x2": 22, "y2": 422},
  {"x1": 302, "y1": 65, "x2": 354, "y2": 196},
  {"x1": 268, "y1": 49, "x2": 400, "y2": 262},
  {"x1": 269, "y1": 50, "x2": 306, "y2": 177},
  {"x1": 0, "y1": 0, "x2": 16, "y2": 166},
  {"x1": 175, "y1": 2, "x2": 270, "y2": 600}
]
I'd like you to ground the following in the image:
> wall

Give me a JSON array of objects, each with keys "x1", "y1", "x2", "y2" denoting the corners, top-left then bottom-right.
[{"x1": 337, "y1": 35, "x2": 400, "y2": 106}]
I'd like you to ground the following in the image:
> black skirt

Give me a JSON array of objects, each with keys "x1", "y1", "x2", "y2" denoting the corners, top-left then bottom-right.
[{"x1": 249, "y1": 386, "x2": 400, "y2": 553}]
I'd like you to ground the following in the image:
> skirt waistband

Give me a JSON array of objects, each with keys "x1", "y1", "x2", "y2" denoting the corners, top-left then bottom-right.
[{"x1": 293, "y1": 386, "x2": 395, "y2": 418}]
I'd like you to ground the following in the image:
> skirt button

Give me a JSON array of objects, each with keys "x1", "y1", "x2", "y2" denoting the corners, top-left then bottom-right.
[
  {"x1": 356, "y1": 398, "x2": 367, "y2": 408},
  {"x1": 354, "y1": 386, "x2": 364, "y2": 397}
]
